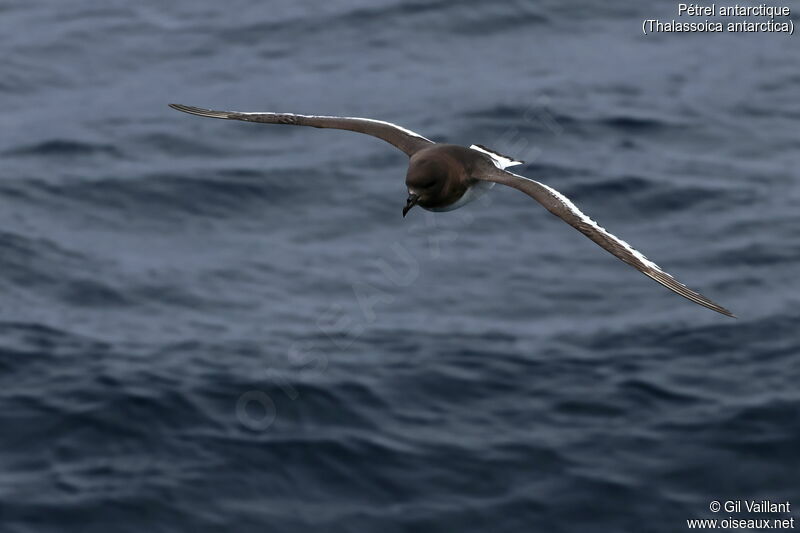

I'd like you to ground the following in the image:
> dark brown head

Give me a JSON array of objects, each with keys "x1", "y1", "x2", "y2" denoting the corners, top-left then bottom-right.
[{"x1": 402, "y1": 156, "x2": 450, "y2": 217}]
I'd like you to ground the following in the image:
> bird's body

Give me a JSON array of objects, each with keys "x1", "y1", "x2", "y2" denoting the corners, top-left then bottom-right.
[
  {"x1": 169, "y1": 103, "x2": 735, "y2": 317},
  {"x1": 407, "y1": 144, "x2": 482, "y2": 211}
]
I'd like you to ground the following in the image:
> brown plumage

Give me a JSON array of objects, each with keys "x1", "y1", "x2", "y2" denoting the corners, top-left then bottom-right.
[{"x1": 169, "y1": 103, "x2": 735, "y2": 317}]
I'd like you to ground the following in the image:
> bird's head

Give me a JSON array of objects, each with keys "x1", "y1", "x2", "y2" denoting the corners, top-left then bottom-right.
[{"x1": 403, "y1": 157, "x2": 447, "y2": 217}]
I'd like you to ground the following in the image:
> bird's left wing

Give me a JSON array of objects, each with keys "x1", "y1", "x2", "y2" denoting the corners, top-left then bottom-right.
[
  {"x1": 474, "y1": 161, "x2": 735, "y2": 317},
  {"x1": 169, "y1": 104, "x2": 434, "y2": 157}
]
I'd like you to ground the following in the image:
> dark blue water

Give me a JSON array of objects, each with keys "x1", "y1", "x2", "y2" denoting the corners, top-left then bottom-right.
[{"x1": 2, "y1": 1, "x2": 799, "y2": 532}]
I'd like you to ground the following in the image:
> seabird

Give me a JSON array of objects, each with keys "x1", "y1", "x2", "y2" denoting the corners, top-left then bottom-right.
[{"x1": 169, "y1": 103, "x2": 735, "y2": 317}]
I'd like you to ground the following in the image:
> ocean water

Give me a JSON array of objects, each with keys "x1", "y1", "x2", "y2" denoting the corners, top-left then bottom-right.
[{"x1": 1, "y1": 1, "x2": 799, "y2": 532}]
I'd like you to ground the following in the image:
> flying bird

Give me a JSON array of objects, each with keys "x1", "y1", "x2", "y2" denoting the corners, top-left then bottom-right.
[{"x1": 169, "y1": 103, "x2": 735, "y2": 317}]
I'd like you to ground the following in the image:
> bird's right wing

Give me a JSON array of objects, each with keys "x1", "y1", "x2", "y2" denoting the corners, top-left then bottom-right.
[
  {"x1": 169, "y1": 104, "x2": 434, "y2": 157},
  {"x1": 475, "y1": 162, "x2": 735, "y2": 317}
]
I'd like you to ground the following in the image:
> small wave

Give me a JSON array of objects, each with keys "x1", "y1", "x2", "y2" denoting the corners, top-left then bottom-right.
[
  {"x1": 565, "y1": 312, "x2": 799, "y2": 359},
  {"x1": 57, "y1": 279, "x2": 131, "y2": 308},
  {"x1": 135, "y1": 133, "x2": 227, "y2": 158},
  {"x1": 20, "y1": 170, "x2": 299, "y2": 221},
  {"x1": 712, "y1": 400, "x2": 800, "y2": 453},
  {"x1": 0, "y1": 231, "x2": 89, "y2": 288},
  {"x1": 709, "y1": 241, "x2": 800, "y2": 267},
  {"x1": 569, "y1": 175, "x2": 653, "y2": 198},
  {"x1": 599, "y1": 116, "x2": 675, "y2": 132},
  {"x1": 617, "y1": 379, "x2": 699, "y2": 406},
  {"x1": 6, "y1": 139, "x2": 122, "y2": 158}
]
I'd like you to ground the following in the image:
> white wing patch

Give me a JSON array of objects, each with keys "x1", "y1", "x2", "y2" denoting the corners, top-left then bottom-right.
[
  {"x1": 354, "y1": 117, "x2": 433, "y2": 142},
  {"x1": 470, "y1": 144, "x2": 524, "y2": 169},
  {"x1": 509, "y1": 171, "x2": 662, "y2": 271},
  {"x1": 471, "y1": 163, "x2": 734, "y2": 316}
]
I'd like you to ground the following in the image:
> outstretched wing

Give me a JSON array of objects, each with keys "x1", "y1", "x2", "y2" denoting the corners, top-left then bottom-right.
[
  {"x1": 169, "y1": 104, "x2": 434, "y2": 157},
  {"x1": 475, "y1": 162, "x2": 735, "y2": 317}
]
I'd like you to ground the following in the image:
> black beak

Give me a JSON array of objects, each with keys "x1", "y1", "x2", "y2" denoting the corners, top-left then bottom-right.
[{"x1": 402, "y1": 193, "x2": 419, "y2": 217}]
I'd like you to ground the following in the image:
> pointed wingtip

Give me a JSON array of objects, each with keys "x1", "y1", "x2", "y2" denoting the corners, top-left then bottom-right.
[
  {"x1": 706, "y1": 299, "x2": 737, "y2": 318},
  {"x1": 168, "y1": 103, "x2": 199, "y2": 113},
  {"x1": 167, "y1": 104, "x2": 235, "y2": 120},
  {"x1": 168, "y1": 103, "x2": 193, "y2": 113},
  {"x1": 709, "y1": 300, "x2": 737, "y2": 318},
  {"x1": 698, "y1": 302, "x2": 736, "y2": 318}
]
